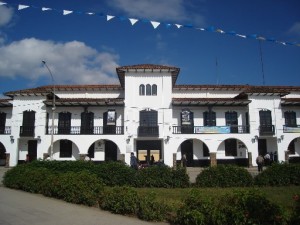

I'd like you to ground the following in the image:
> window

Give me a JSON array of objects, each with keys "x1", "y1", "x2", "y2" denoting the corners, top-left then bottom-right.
[
  {"x1": 58, "y1": 112, "x2": 71, "y2": 134},
  {"x1": 21, "y1": 110, "x2": 35, "y2": 136},
  {"x1": 103, "y1": 110, "x2": 116, "y2": 134},
  {"x1": 146, "y1": 84, "x2": 151, "y2": 95},
  {"x1": 81, "y1": 111, "x2": 94, "y2": 134},
  {"x1": 225, "y1": 111, "x2": 238, "y2": 133},
  {"x1": 60, "y1": 140, "x2": 72, "y2": 158},
  {"x1": 203, "y1": 110, "x2": 216, "y2": 126},
  {"x1": 285, "y1": 111, "x2": 297, "y2": 127},
  {"x1": 0, "y1": 112, "x2": 6, "y2": 134},
  {"x1": 139, "y1": 84, "x2": 145, "y2": 95},
  {"x1": 139, "y1": 109, "x2": 158, "y2": 137},
  {"x1": 259, "y1": 110, "x2": 273, "y2": 134},
  {"x1": 181, "y1": 109, "x2": 194, "y2": 134},
  {"x1": 152, "y1": 84, "x2": 157, "y2": 95},
  {"x1": 225, "y1": 139, "x2": 237, "y2": 156}
]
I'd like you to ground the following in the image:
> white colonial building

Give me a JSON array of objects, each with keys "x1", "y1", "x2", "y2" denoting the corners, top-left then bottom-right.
[{"x1": 0, "y1": 64, "x2": 300, "y2": 167}]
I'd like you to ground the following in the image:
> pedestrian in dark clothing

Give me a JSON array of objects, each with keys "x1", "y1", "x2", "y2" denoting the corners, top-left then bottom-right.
[
  {"x1": 130, "y1": 152, "x2": 138, "y2": 170},
  {"x1": 256, "y1": 155, "x2": 264, "y2": 172}
]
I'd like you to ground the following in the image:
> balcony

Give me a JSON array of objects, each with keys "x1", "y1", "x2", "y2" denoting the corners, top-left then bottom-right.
[
  {"x1": 20, "y1": 126, "x2": 35, "y2": 137},
  {"x1": 0, "y1": 126, "x2": 11, "y2": 135},
  {"x1": 138, "y1": 126, "x2": 159, "y2": 137},
  {"x1": 283, "y1": 125, "x2": 300, "y2": 133},
  {"x1": 259, "y1": 125, "x2": 275, "y2": 136},
  {"x1": 46, "y1": 126, "x2": 124, "y2": 135},
  {"x1": 172, "y1": 125, "x2": 250, "y2": 134}
]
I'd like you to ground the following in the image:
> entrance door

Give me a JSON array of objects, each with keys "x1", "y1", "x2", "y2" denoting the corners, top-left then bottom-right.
[
  {"x1": 105, "y1": 140, "x2": 117, "y2": 161},
  {"x1": 28, "y1": 140, "x2": 37, "y2": 162},
  {"x1": 136, "y1": 140, "x2": 161, "y2": 164},
  {"x1": 258, "y1": 139, "x2": 267, "y2": 156},
  {"x1": 181, "y1": 140, "x2": 193, "y2": 167}
]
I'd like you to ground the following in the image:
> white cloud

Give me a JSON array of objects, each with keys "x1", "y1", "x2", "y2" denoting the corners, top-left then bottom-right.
[
  {"x1": 0, "y1": 38, "x2": 120, "y2": 84},
  {"x1": 288, "y1": 22, "x2": 300, "y2": 37},
  {"x1": 0, "y1": 5, "x2": 14, "y2": 27},
  {"x1": 107, "y1": 0, "x2": 205, "y2": 25}
]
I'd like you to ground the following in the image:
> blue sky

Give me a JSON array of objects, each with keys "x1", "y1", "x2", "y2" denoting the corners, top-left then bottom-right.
[{"x1": 0, "y1": 0, "x2": 300, "y2": 97}]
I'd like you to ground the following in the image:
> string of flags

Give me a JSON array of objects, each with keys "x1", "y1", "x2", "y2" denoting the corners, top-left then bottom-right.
[{"x1": 1, "y1": 1, "x2": 299, "y2": 47}]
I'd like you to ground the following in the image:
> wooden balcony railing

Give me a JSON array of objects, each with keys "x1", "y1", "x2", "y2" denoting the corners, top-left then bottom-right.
[
  {"x1": 172, "y1": 125, "x2": 250, "y2": 134},
  {"x1": 0, "y1": 126, "x2": 11, "y2": 135},
  {"x1": 46, "y1": 126, "x2": 124, "y2": 135},
  {"x1": 259, "y1": 125, "x2": 275, "y2": 136},
  {"x1": 20, "y1": 126, "x2": 35, "y2": 137}
]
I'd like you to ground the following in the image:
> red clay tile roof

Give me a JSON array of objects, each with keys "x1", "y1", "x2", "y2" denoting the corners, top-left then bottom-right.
[
  {"x1": 116, "y1": 64, "x2": 180, "y2": 88},
  {"x1": 172, "y1": 98, "x2": 251, "y2": 106},
  {"x1": 44, "y1": 98, "x2": 124, "y2": 106},
  {"x1": 281, "y1": 98, "x2": 300, "y2": 106},
  {"x1": 0, "y1": 98, "x2": 12, "y2": 107}
]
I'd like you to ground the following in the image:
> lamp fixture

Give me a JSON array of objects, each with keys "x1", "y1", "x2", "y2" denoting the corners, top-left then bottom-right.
[
  {"x1": 10, "y1": 135, "x2": 14, "y2": 143},
  {"x1": 37, "y1": 136, "x2": 41, "y2": 143}
]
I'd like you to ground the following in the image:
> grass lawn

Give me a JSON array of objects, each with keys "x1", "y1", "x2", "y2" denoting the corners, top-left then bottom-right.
[{"x1": 135, "y1": 186, "x2": 300, "y2": 214}]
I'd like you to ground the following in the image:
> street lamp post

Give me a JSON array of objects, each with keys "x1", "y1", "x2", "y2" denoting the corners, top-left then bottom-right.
[{"x1": 42, "y1": 61, "x2": 55, "y2": 160}]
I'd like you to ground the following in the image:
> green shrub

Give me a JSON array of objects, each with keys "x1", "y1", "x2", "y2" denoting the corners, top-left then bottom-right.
[
  {"x1": 100, "y1": 186, "x2": 139, "y2": 215},
  {"x1": 195, "y1": 165, "x2": 253, "y2": 187},
  {"x1": 53, "y1": 171, "x2": 103, "y2": 206},
  {"x1": 255, "y1": 163, "x2": 300, "y2": 186},
  {"x1": 175, "y1": 189, "x2": 287, "y2": 225},
  {"x1": 175, "y1": 189, "x2": 215, "y2": 225},
  {"x1": 135, "y1": 165, "x2": 189, "y2": 188},
  {"x1": 213, "y1": 189, "x2": 287, "y2": 225},
  {"x1": 93, "y1": 161, "x2": 137, "y2": 186},
  {"x1": 289, "y1": 194, "x2": 300, "y2": 224},
  {"x1": 137, "y1": 192, "x2": 169, "y2": 221}
]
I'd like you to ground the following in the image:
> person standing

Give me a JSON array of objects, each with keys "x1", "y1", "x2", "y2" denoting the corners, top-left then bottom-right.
[
  {"x1": 181, "y1": 153, "x2": 187, "y2": 168},
  {"x1": 256, "y1": 155, "x2": 264, "y2": 172},
  {"x1": 130, "y1": 152, "x2": 138, "y2": 170}
]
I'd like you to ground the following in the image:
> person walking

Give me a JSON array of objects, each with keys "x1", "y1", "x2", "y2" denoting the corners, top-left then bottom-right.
[
  {"x1": 256, "y1": 155, "x2": 264, "y2": 172},
  {"x1": 130, "y1": 152, "x2": 138, "y2": 170}
]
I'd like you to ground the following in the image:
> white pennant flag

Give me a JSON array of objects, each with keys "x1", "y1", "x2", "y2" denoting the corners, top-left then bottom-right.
[
  {"x1": 150, "y1": 21, "x2": 160, "y2": 29},
  {"x1": 86, "y1": 12, "x2": 95, "y2": 15},
  {"x1": 18, "y1": 5, "x2": 29, "y2": 10},
  {"x1": 175, "y1": 24, "x2": 182, "y2": 28},
  {"x1": 107, "y1": 15, "x2": 115, "y2": 21},
  {"x1": 63, "y1": 10, "x2": 73, "y2": 15},
  {"x1": 129, "y1": 18, "x2": 138, "y2": 25},
  {"x1": 0, "y1": 2, "x2": 7, "y2": 6},
  {"x1": 42, "y1": 7, "x2": 52, "y2": 11},
  {"x1": 236, "y1": 34, "x2": 246, "y2": 38}
]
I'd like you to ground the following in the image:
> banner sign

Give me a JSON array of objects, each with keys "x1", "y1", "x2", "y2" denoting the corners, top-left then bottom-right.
[{"x1": 194, "y1": 126, "x2": 230, "y2": 134}]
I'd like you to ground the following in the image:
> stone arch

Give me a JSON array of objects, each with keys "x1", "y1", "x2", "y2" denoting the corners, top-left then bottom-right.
[
  {"x1": 286, "y1": 137, "x2": 300, "y2": 163},
  {"x1": 0, "y1": 142, "x2": 6, "y2": 166},
  {"x1": 50, "y1": 139, "x2": 80, "y2": 160},
  {"x1": 87, "y1": 139, "x2": 121, "y2": 162}
]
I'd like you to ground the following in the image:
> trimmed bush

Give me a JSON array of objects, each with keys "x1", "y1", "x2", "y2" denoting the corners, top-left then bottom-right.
[
  {"x1": 195, "y1": 165, "x2": 253, "y2": 187},
  {"x1": 175, "y1": 189, "x2": 287, "y2": 225},
  {"x1": 289, "y1": 194, "x2": 300, "y2": 224},
  {"x1": 135, "y1": 165, "x2": 190, "y2": 188},
  {"x1": 137, "y1": 192, "x2": 169, "y2": 222},
  {"x1": 100, "y1": 186, "x2": 139, "y2": 215},
  {"x1": 255, "y1": 163, "x2": 300, "y2": 186}
]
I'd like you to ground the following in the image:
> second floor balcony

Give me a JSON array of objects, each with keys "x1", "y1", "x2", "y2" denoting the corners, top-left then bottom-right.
[
  {"x1": 46, "y1": 126, "x2": 124, "y2": 135},
  {"x1": 172, "y1": 125, "x2": 250, "y2": 134},
  {"x1": 259, "y1": 125, "x2": 275, "y2": 136},
  {"x1": 20, "y1": 126, "x2": 35, "y2": 137}
]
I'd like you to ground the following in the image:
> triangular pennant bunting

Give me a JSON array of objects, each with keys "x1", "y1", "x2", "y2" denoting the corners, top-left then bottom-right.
[
  {"x1": 0, "y1": 2, "x2": 7, "y2": 5},
  {"x1": 150, "y1": 21, "x2": 160, "y2": 29},
  {"x1": 18, "y1": 5, "x2": 29, "y2": 10},
  {"x1": 107, "y1": 15, "x2": 115, "y2": 21},
  {"x1": 175, "y1": 24, "x2": 182, "y2": 28},
  {"x1": 129, "y1": 18, "x2": 138, "y2": 25},
  {"x1": 63, "y1": 10, "x2": 73, "y2": 15},
  {"x1": 86, "y1": 12, "x2": 95, "y2": 15}
]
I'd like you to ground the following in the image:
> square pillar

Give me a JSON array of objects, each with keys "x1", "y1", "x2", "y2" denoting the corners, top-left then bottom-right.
[
  {"x1": 210, "y1": 152, "x2": 217, "y2": 167},
  {"x1": 5, "y1": 153, "x2": 10, "y2": 167},
  {"x1": 173, "y1": 153, "x2": 177, "y2": 169},
  {"x1": 248, "y1": 152, "x2": 253, "y2": 167}
]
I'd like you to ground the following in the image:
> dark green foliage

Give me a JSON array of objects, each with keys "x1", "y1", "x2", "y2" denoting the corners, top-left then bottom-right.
[
  {"x1": 195, "y1": 165, "x2": 253, "y2": 187},
  {"x1": 255, "y1": 163, "x2": 300, "y2": 186},
  {"x1": 289, "y1": 194, "x2": 300, "y2": 224},
  {"x1": 135, "y1": 165, "x2": 190, "y2": 188},
  {"x1": 100, "y1": 186, "x2": 139, "y2": 215},
  {"x1": 137, "y1": 192, "x2": 169, "y2": 221},
  {"x1": 93, "y1": 161, "x2": 137, "y2": 186},
  {"x1": 175, "y1": 189, "x2": 287, "y2": 225}
]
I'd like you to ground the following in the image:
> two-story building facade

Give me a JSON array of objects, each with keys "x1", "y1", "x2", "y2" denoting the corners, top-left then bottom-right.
[{"x1": 0, "y1": 64, "x2": 300, "y2": 167}]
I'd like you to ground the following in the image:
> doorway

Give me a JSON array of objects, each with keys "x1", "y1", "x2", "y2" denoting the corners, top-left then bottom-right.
[
  {"x1": 105, "y1": 140, "x2": 117, "y2": 161},
  {"x1": 28, "y1": 140, "x2": 37, "y2": 162},
  {"x1": 258, "y1": 139, "x2": 267, "y2": 156},
  {"x1": 136, "y1": 140, "x2": 161, "y2": 164},
  {"x1": 181, "y1": 140, "x2": 193, "y2": 166}
]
